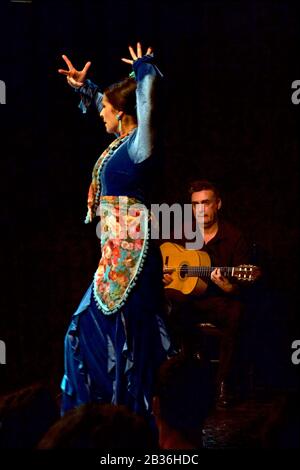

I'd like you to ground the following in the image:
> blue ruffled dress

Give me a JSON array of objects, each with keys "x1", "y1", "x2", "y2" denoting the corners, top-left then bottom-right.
[{"x1": 61, "y1": 56, "x2": 172, "y2": 417}]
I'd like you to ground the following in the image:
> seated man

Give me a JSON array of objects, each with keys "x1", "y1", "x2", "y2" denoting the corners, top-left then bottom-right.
[{"x1": 163, "y1": 180, "x2": 252, "y2": 407}]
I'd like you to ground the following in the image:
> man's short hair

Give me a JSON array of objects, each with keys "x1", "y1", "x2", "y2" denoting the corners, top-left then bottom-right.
[{"x1": 188, "y1": 180, "x2": 220, "y2": 199}]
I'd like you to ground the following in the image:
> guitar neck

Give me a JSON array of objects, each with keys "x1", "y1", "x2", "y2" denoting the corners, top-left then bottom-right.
[{"x1": 186, "y1": 266, "x2": 234, "y2": 278}]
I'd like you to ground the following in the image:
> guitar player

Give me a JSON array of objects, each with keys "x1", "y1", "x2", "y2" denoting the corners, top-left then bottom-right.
[{"x1": 163, "y1": 180, "x2": 251, "y2": 408}]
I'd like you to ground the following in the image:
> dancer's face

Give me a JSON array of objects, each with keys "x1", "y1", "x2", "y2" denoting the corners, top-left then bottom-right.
[{"x1": 99, "y1": 95, "x2": 119, "y2": 134}]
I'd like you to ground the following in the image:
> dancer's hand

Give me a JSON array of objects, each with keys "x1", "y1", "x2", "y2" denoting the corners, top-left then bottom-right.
[
  {"x1": 121, "y1": 42, "x2": 152, "y2": 65},
  {"x1": 58, "y1": 55, "x2": 91, "y2": 88}
]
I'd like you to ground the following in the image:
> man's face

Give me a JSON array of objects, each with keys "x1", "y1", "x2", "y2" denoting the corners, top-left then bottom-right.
[{"x1": 191, "y1": 189, "x2": 221, "y2": 228}]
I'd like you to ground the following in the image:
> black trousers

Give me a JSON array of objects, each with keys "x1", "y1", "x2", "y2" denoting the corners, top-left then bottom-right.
[{"x1": 165, "y1": 289, "x2": 244, "y2": 385}]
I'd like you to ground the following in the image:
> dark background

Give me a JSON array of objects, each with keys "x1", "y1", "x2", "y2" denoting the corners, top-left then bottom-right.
[{"x1": 0, "y1": 0, "x2": 299, "y2": 395}]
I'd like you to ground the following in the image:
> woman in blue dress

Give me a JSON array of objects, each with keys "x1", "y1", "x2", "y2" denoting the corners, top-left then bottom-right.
[{"x1": 58, "y1": 43, "x2": 172, "y2": 417}]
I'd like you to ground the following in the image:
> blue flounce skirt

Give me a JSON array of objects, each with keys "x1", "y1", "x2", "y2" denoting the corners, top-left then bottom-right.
[{"x1": 61, "y1": 245, "x2": 172, "y2": 417}]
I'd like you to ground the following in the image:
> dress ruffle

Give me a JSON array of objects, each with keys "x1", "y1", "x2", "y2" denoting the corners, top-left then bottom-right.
[{"x1": 61, "y1": 246, "x2": 172, "y2": 416}]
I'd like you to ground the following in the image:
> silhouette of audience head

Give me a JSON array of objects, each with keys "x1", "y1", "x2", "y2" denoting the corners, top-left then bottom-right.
[
  {"x1": 152, "y1": 354, "x2": 215, "y2": 449},
  {"x1": 260, "y1": 391, "x2": 300, "y2": 449},
  {"x1": 0, "y1": 382, "x2": 59, "y2": 448},
  {"x1": 38, "y1": 402, "x2": 157, "y2": 449}
]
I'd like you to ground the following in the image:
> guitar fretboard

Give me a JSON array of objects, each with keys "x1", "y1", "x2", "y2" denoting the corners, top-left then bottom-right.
[
  {"x1": 183, "y1": 266, "x2": 234, "y2": 278},
  {"x1": 164, "y1": 264, "x2": 257, "y2": 281}
]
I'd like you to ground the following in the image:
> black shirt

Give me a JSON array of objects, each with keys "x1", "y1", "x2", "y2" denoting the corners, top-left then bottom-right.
[
  {"x1": 201, "y1": 219, "x2": 250, "y2": 297},
  {"x1": 202, "y1": 219, "x2": 250, "y2": 267}
]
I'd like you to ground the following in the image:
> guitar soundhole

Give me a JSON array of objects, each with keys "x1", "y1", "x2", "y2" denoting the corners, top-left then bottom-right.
[{"x1": 179, "y1": 264, "x2": 188, "y2": 279}]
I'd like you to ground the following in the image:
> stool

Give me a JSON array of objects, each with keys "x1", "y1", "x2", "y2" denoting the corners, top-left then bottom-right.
[
  {"x1": 194, "y1": 323, "x2": 223, "y2": 364},
  {"x1": 196, "y1": 323, "x2": 256, "y2": 397}
]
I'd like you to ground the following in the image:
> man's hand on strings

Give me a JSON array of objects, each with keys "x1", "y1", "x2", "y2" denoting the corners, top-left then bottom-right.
[{"x1": 163, "y1": 273, "x2": 173, "y2": 286}]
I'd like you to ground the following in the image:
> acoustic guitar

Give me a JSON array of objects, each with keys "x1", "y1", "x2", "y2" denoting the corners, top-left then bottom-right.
[{"x1": 160, "y1": 242, "x2": 260, "y2": 295}]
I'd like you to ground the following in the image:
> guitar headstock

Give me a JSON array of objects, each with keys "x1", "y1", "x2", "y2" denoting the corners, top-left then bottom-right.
[{"x1": 233, "y1": 265, "x2": 261, "y2": 282}]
